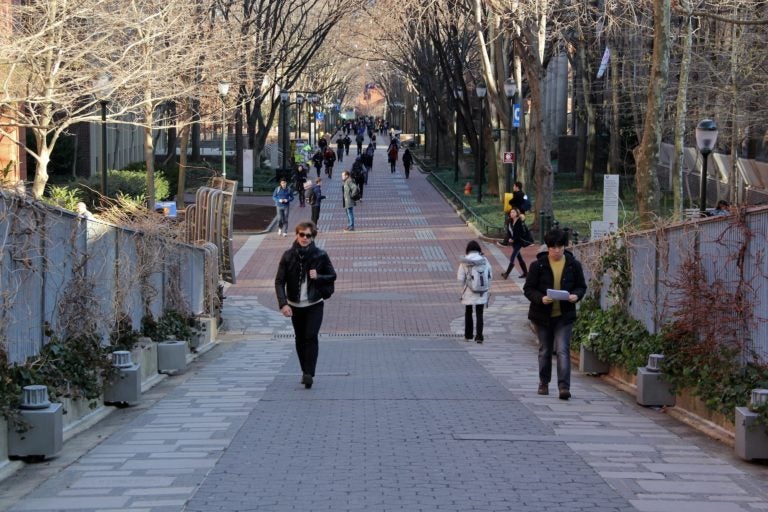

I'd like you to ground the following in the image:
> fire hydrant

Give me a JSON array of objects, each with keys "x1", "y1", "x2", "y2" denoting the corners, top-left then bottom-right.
[{"x1": 464, "y1": 182, "x2": 473, "y2": 195}]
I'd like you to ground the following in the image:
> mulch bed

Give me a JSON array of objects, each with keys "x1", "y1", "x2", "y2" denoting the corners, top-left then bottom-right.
[{"x1": 232, "y1": 204, "x2": 275, "y2": 232}]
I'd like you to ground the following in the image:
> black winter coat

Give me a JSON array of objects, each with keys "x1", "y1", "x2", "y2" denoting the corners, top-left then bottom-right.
[
  {"x1": 275, "y1": 242, "x2": 336, "y2": 308},
  {"x1": 523, "y1": 250, "x2": 587, "y2": 326}
]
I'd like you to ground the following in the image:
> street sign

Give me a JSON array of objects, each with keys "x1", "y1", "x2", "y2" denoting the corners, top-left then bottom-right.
[
  {"x1": 513, "y1": 104, "x2": 521, "y2": 128},
  {"x1": 315, "y1": 112, "x2": 325, "y2": 121},
  {"x1": 502, "y1": 152, "x2": 515, "y2": 164}
]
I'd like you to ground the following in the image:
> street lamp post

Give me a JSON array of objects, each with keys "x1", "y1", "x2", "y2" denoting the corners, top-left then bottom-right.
[
  {"x1": 476, "y1": 82, "x2": 487, "y2": 203},
  {"x1": 100, "y1": 99, "x2": 109, "y2": 195},
  {"x1": 280, "y1": 89, "x2": 290, "y2": 173},
  {"x1": 94, "y1": 75, "x2": 112, "y2": 195},
  {"x1": 295, "y1": 94, "x2": 304, "y2": 141},
  {"x1": 503, "y1": 78, "x2": 517, "y2": 193},
  {"x1": 217, "y1": 81, "x2": 230, "y2": 179},
  {"x1": 696, "y1": 119, "x2": 719, "y2": 214},
  {"x1": 413, "y1": 103, "x2": 419, "y2": 147},
  {"x1": 454, "y1": 88, "x2": 463, "y2": 183},
  {"x1": 309, "y1": 94, "x2": 318, "y2": 148}
]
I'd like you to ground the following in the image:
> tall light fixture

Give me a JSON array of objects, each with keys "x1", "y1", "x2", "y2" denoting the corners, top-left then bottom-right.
[
  {"x1": 475, "y1": 82, "x2": 487, "y2": 203},
  {"x1": 94, "y1": 75, "x2": 112, "y2": 195},
  {"x1": 696, "y1": 119, "x2": 719, "y2": 214},
  {"x1": 217, "y1": 81, "x2": 230, "y2": 179},
  {"x1": 454, "y1": 87, "x2": 463, "y2": 183},
  {"x1": 413, "y1": 103, "x2": 420, "y2": 147},
  {"x1": 503, "y1": 77, "x2": 518, "y2": 192},
  {"x1": 295, "y1": 93, "x2": 304, "y2": 141},
  {"x1": 280, "y1": 88, "x2": 290, "y2": 172}
]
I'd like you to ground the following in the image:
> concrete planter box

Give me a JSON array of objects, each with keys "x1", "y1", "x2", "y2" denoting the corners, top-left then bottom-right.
[
  {"x1": 735, "y1": 407, "x2": 768, "y2": 461},
  {"x1": 131, "y1": 338, "x2": 160, "y2": 389},
  {"x1": 636, "y1": 367, "x2": 676, "y2": 407},
  {"x1": 579, "y1": 345, "x2": 609, "y2": 375},
  {"x1": 190, "y1": 316, "x2": 217, "y2": 353},
  {"x1": 157, "y1": 339, "x2": 188, "y2": 375},
  {"x1": 7, "y1": 404, "x2": 63, "y2": 459}
]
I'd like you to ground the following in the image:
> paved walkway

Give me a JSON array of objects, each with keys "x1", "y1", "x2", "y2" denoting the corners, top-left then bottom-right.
[{"x1": 2, "y1": 132, "x2": 767, "y2": 511}]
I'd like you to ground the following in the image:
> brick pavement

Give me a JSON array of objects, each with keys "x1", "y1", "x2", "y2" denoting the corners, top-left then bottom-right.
[{"x1": 2, "y1": 132, "x2": 767, "y2": 511}]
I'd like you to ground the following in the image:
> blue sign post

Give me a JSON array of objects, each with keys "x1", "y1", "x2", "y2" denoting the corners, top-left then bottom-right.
[{"x1": 513, "y1": 104, "x2": 521, "y2": 128}]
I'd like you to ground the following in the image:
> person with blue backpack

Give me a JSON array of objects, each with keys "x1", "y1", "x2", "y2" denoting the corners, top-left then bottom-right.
[{"x1": 457, "y1": 240, "x2": 491, "y2": 343}]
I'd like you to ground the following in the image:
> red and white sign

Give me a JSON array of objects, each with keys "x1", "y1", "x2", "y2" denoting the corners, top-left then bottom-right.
[{"x1": 502, "y1": 152, "x2": 515, "y2": 164}]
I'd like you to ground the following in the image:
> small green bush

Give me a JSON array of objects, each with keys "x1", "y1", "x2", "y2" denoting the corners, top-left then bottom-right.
[{"x1": 43, "y1": 184, "x2": 84, "y2": 211}]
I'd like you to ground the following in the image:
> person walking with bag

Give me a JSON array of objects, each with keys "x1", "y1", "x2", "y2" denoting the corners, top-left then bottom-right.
[
  {"x1": 275, "y1": 221, "x2": 337, "y2": 389},
  {"x1": 523, "y1": 229, "x2": 587, "y2": 400},
  {"x1": 402, "y1": 147, "x2": 413, "y2": 179},
  {"x1": 498, "y1": 207, "x2": 531, "y2": 279},
  {"x1": 305, "y1": 178, "x2": 325, "y2": 227},
  {"x1": 341, "y1": 170, "x2": 360, "y2": 232},
  {"x1": 457, "y1": 240, "x2": 491, "y2": 343},
  {"x1": 272, "y1": 178, "x2": 294, "y2": 237},
  {"x1": 387, "y1": 139, "x2": 399, "y2": 173}
]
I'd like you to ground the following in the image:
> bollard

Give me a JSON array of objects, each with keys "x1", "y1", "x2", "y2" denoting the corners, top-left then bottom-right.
[
  {"x1": 539, "y1": 210, "x2": 546, "y2": 242},
  {"x1": 573, "y1": 231, "x2": 579, "y2": 244}
]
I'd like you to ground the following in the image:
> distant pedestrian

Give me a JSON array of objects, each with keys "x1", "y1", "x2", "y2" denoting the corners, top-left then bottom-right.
[
  {"x1": 457, "y1": 240, "x2": 491, "y2": 343},
  {"x1": 371, "y1": 132, "x2": 377, "y2": 150},
  {"x1": 312, "y1": 150, "x2": 323, "y2": 178},
  {"x1": 323, "y1": 147, "x2": 336, "y2": 179},
  {"x1": 508, "y1": 181, "x2": 531, "y2": 214},
  {"x1": 306, "y1": 178, "x2": 325, "y2": 227},
  {"x1": 272, "y1": 178, "x2": 295, "y2": 237},
  {"x1": 351, "y1": 158, "x2": 365, "y2": 200},
  {"x1": 402, "y1": 148, "x2": 413, "y2": 179},
  {"x1": 712, "y1": 199, "x2": 731, "y2": 216},
  {"x1": 294, "y1": 164, "x2": 308, "y2": 207},
  {"x1": 318, "y1": 136, "x2": 328, "y2": 153},
  {"x1": 499, "y1": 207, "x2": 531, "y2": 279},
  {"x1": 361, "y1": 144, "x2": 374, "y2": 183},
  {"x1": 341, "y1": 170, "x2": 360, "y2": 232},
  {"x1": 275, "y1": 221, "x2": 337, "y2": 389},
  {"x1": 387, "y1": 139, "x2": 399, "y2": 173},
  {"x1": 336, "y1": 136, "x2": 345, "y2": 163},
  {"x1": 523, "y1": 229, "x2": 587, "y2": 400},
  {"x1": 355, "y1": 132, "x2": 364, "y2": 155},
  {"x1": 343, "y1": 134, "x2": 351, "y2": 155}
]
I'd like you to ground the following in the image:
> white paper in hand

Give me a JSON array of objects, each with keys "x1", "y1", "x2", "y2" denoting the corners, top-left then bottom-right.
[{"x1": 547, "y1": 289, "x2": 570, "y2": 301}]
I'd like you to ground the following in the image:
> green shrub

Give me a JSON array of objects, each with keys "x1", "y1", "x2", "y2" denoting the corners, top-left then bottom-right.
[
  {"x1": 82, "y1": 168, "x2": 169, "y2": 202},
  {"x1": 43, "y1": 184, "x2": 84, "y2": 211},
  {"x1": 141, "y1": 309, "x2": 193, "y2": 342}
]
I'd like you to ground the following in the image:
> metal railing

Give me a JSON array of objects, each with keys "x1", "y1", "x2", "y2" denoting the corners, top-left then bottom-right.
[{"x1": 428, "y1": 171, "x2": 503, "y2": 236}]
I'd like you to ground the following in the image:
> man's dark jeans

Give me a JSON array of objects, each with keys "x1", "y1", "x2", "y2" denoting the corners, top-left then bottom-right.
[{"x1": 290, "y1": 301, "x2": 324, "y2": 377}]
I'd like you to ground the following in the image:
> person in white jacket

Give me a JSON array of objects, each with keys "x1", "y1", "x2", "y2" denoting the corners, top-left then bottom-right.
[{"x1": 457, "y1": 240, "x2": 491, "y2": 343}]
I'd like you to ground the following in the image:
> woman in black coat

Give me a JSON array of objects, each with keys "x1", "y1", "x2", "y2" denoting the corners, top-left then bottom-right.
[
  {"x1": 275, "y1": 221, "x2": 337, "y2": 389},
  {"x1": 523, "y1": 229, "x2": 586, "y2": 400}
]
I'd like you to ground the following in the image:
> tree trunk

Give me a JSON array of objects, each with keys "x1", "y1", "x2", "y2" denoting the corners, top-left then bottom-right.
[
  {"x1": 191, "y1": 98, "x2": 201, "y2": 160},
  {"x1": 670, "y1": 2, "x2": 692, "y2": 220},
  {"x1": 632, "y1": 0, "x2": 670, "y2": 227},
  {"x1": 143, "y1": 95, "x2": 156, "y2": 211},
  {"x1": 177, "y1": 122, "x2": 190, "y2": 211},
  {"x1": 30, "y1": 138, "x2": 50, "y2": 200}
]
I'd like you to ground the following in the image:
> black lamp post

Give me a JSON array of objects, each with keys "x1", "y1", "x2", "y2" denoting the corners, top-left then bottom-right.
[
  {"x1": 696, "y1": 119, "x2": 719, "y2": 214},
  {"x1": 295, "y1": 94, "x2": 304, "y2": 141},
  {"x1": 503, "y1": 78, "x2": 517, "y2": 192},
  {"x1": 413, "y1": 103, "x2": 419, "y2": 147},
  {"x1": 309, "y1": 94, "x2": 318, "y2": 147},
  {"x1": 280, "y1": 88, "x2": 290, "y2": 172},
  {"x1": 454, "y1": 87, "x2": 463, "y2": 183},
  {"x1": 94, "y1": 75, "x2": 112, "y2": 195},
  {"x1": 476, "y1": 82, "x2": 487, "y2": 203},
  {"x1": 217, "y1": 81, "x2": 230, "y2": 179}
]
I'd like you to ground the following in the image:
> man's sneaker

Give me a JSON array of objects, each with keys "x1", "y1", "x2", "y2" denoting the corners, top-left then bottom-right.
[
  {"x1": 537, "y1": 383, "x2": 549, "y2": 395},
  {"x1": 282, "y1": 231, "x2": 287, "y2": 237},
  {"x1": 277, "y1": 228, "x2": 282, "y2": 236},
  {"x1": 558, "y1": 388, "x2": 571, "y2": 400}
]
